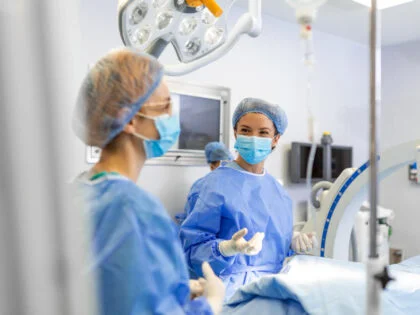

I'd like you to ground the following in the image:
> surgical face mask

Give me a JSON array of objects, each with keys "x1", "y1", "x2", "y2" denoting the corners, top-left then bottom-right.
[
  {"x1": 234, "y1": 135, "x2": 273, "y2": 165},
  {"x1": 133, "y1": 113, "x2": 180, "y2": 159}
]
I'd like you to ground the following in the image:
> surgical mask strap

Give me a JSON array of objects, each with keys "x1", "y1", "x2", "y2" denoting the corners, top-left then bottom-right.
[
  {"x1": 132, "y1": 112, "x2": 177, "y2": 142},
  {"x1": 136, "y1": 112, "x2": 169, "y2": 121},
  {"x1": 132, "y1": 132, "x2": 150, "y2": 141},
  {"x1": 132, "y1": 113, "x2": 156, "y2": 141}
]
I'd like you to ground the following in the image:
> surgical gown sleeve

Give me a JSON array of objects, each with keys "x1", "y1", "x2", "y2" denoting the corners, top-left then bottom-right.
[
  {"x1": 184, "y1": 177, "x2": 204, "y2": 217},
  {"x1": 180, "y1": 192, "x2": 235, "y2": 278},
  {"x1": 93, "y1": 199, "x2": 213, "y2": 315}
]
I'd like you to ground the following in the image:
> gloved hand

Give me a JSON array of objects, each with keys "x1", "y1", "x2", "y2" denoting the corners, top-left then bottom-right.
[
  {"x1": 189, "y1": 279, "x2": 205, "y2": 299},
  {"x1": 291, "y1": 231, "x2": 318, "y2": 254},
  {"x1": 199, "y1": 262, "x2": 225, "y2": 315},
  {"x1": 218, "y1": 228, "x2": 265, "y2": 257}
]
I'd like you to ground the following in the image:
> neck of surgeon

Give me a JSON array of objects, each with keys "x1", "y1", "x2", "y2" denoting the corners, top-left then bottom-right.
[
  {"x1": 235, "y1": 155, "x2": 265, "y2": 174},
  {"x1": 92, "y1": 133, "x2": 146, "y2": 182}
]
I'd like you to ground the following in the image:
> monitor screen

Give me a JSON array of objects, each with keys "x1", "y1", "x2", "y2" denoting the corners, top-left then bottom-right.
[
  {"x1": 171, "y1": 93, "x2": 221, "y2": 151},
  {"x1": 290, "y1": 142, "x2": 353, "y2": 183}
]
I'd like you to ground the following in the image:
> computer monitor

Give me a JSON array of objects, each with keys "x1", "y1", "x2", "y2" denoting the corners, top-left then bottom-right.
[{"x1": 289, "y1": 142, "x2": 353, "y2": 183}]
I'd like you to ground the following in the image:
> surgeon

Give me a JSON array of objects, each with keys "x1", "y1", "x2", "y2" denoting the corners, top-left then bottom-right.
[
  {"x1": 175, "y1": 142, "x2": 233, "y2": 226},
  {"x1": 180, "y1": 98, "x2": 317, "y2": 300},
  {"x1": 205, "y1": 142, "x2": 234, "y2": 171},
  {"x1": 71, "y1": 48, "x2": 225, "y2": 315},
  {"x1": 188, "y1": 141, "x2": 233, "y2": 214}
]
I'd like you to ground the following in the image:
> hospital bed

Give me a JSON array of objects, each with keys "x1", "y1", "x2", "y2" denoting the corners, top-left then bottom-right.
[{"x1": 222, "y1": 255, "x2": 420, "y2": 315}]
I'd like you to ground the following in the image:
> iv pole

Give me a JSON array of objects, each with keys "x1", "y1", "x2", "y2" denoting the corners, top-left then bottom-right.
[{"x1": 367, "y1": 0, "x2": 384, "y2": 313}]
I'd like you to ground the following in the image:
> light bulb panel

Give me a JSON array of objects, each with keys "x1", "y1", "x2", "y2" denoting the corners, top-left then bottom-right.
[{"x1": 119, "y1": 0, "x2": 232, "y2": 64}]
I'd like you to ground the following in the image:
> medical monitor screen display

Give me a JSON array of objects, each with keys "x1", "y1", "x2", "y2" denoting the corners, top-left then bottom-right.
[
  {"x1": 290, "y1": 142, "x2": 353, "y2": 183},
  {"x1": 171, "y1": 93, "x2": 221, "y2": 151}
]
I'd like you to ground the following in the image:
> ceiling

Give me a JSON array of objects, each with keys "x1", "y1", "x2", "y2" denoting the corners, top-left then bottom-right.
[{"x1": 250, "y1": 0, "x2": 420, "y2": 46}]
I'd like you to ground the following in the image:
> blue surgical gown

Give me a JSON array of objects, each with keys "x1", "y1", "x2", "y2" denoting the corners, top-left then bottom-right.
[
  {"x1": 179, "y1": 163, "x2": 293, "y2": 300},
  {"x1": 73, "y1": 173, "x2": 213, "y2": 315},
  {"x1": 175, "y1": 177, "x2": 205, "y2": 225}
]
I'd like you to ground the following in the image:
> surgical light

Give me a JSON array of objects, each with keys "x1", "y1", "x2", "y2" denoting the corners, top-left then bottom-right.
[
  {"x1": 185, "y1": 38, "x2": 201, "y2": 55},
  {"x1": 130, "y1": 2, "x2": 148, "y2": 25},
  {"x1": 153, "y1": 0, "x2": 168, "y2": 8},
  {"x1": 135, "y1": 26, "x2": 152, "y2": 44},
  {"x1": 201, "y1": 9, "x2": 216, "y2": 24},
  {"x1": 179, "y1": 17, "x2": 198, "y2": 35},
  {"x1": 118, "y1": 0, "x2": 262, "y2": 75},
  {"x1": 156, "y1": 11, "x2": 174, "y2": 30},
  {"x1": 205, "y1": 26, "x2": 224, "y2": 45}
]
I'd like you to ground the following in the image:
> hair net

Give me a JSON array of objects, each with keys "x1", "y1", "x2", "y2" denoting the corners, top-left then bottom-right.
[
  {"x1": 72, "y1": 48, "x2": 164, "y2": 148},
  {"x1": 205, "y1": 142, "x2": 233, "y2": 163},
  {"x1": 232, "y1": 98, "x2": 288, "y2": 135}
]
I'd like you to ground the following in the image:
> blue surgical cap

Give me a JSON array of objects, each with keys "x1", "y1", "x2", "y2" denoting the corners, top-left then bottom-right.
[
  {"x1": 72, "y1": 48, "x2": 164, "y2": 148},
  {"x1": 205, "y1": 142, "x2": 233, "y2": 163},
  {"x1": 232, "y1": 98, "x2": 288, "y2": 135}
]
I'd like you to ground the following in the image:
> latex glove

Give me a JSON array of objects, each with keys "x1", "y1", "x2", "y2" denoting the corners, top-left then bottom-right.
[
  {"x1": 199, "y1": 262, "x2": 225, "y2": 315},
  {"x1": 189, "y1": 279, "x2": 205, "y2": 299},
  {"x1": 291, "y1": 231, "x2": 318, "y2": 254},
  {"x1": 218, "y1": 228, "x2": 265, "y2": 257}
]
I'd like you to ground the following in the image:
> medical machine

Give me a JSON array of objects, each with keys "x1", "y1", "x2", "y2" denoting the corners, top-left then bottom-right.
[
  {"x1": 408, "y1": 146, "x2": 420, "y2": 184},
  {"x1": 301, "y1": 139, "x2": 420, "y2": 314},
  {"x1": 302, "y1": 139, "x2": 419, "y2": 261},
  {"x1": 409, "y1": 163, "x2": 419, "y2": 184},
  {"x1": 354, "y1": 202, "x2": 395, "y2": 265}
]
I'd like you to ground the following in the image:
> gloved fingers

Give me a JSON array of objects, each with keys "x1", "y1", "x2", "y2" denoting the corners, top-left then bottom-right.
[
  {"x1": 202, "y1": 262, "x2": 216, "y2": 280},
  {"x1": 246, "y1": 243, "x2": 256, "y2": 253},
  {"x1": 247, "y1": 236, "x2": 258, "y2": 249},
  {"x1": 218, "y1": 240, "x2": 236, "y2": 257},
  {"x1": 245, "y1": 241, "x2": 257, "y2": 254},
  {"x1": 246, "y1": 249, "x2": 260, "y2": 256},
  {"x1": 249, "y1": 232, "x2": 265, "y2": 243},
  {"x1": 236, "y1": 241, "x2": 252, "y2": 253},
  {"x1": 298, "y1": 235, "x2": 307, "y2": 252},
  {"x1": 308, "y1": 232, "x2": 317, "y2": 238},
  {"x1": 311, "y1": 234, "x2": 319, "y2": 249},
  {"x1": 198, "y1": 278, "x2": 207, "y2": 287},
  {"x1": 307, "y1": 232, "x2": 316, "y2": 243},
  {"x1": 246, "y1": 243, "x2": 262, "y2": 255},
  {"x1": 305, "y1": 232, "x2": 318, "y2": 251},
  {"x1": 248, "y1": 232, "x2": 265, "y2": 254},
  {"x1": 190, "y1": 280, "x2": 205, "y2": 296},
  {"x1": 232, "y1": 228, "x2": 248, "y2": 241},
  {"x1": 292, "y1": 235, "x2": 300, "y2": 252},
  {"x1": 302, "y1": 233, "x2": 312, "y2": 251}
]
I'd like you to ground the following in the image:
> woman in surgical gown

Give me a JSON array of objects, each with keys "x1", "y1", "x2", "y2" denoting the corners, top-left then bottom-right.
[
  {"x1": 176, "y1": 141, "x2": 233, "y2": 226},
  {"x1": 180, "y1": 98, "x2": 317, "y2": 300},
  {"x1": 71, "y1": 48, "x2": 224, "y2": 315}
]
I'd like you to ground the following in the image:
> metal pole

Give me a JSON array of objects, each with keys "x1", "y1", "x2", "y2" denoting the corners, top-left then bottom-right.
[
  {"x1": 369, "y1": 0, "x2": 381, "y2": 263},
  {"x1": 321, "y1": 132, "x2": 333, "y2": 181},
  {"x1": 367, "y1": 0, "x2": 382, "y2": 313}
]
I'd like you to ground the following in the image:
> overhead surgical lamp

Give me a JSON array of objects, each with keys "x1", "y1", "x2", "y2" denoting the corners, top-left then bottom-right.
[{"x1": 118, "y1": 0, "x2": 262, "y2": 75}]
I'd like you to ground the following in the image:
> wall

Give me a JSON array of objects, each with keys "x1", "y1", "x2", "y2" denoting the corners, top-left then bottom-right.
[
  {"x1": 74, "y1": 1, "x2": 370, "y2": 221},
  {"x1": 381, "y1": 41, "x2": 420, "y2": 259}
]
